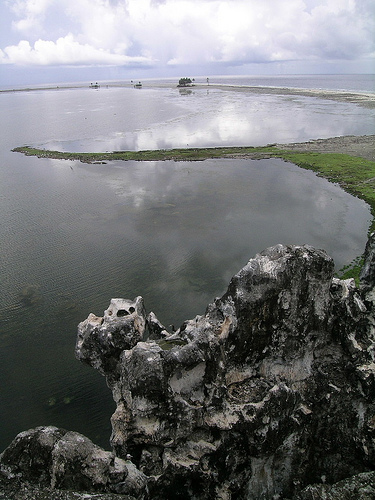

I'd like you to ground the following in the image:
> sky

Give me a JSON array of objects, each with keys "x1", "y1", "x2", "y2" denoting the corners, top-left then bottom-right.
[{"x1": 0, "y1": 0, "x2": 374, "y2": 87}]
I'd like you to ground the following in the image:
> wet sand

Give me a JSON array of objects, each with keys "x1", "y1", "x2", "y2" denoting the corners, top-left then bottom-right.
[
  {"x1": 202, "y1": 83, "x2": 375, "y2": 109},
  {"x1": 276, "y1": 134, "x2": 375, "y2": 161}
]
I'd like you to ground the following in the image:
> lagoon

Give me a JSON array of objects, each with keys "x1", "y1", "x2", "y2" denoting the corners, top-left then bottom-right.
[{"x1": 0, "y1": 75, "x2": 374, "y2": 451}]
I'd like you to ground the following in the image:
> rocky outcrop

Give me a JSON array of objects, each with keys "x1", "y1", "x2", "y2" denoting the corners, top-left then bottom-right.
[
  {"x1": 0, "y1": 426, "x2": 146, "y2": 499},
  {"x1": 1, "y1": 234, "x2": 375, "y2": 499},
  {"x1": 296, "y1": 470, "x2": 375, "y2": 500}
]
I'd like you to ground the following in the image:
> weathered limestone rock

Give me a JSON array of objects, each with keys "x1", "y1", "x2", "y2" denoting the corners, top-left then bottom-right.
[
  {"x1": 75, "y1": 236, "x2": 375, "y2": 499},
  {"x1": 1, "y1": 234, "x2": 375, "y2": 499},
  {"x1": 76, "y1": 297, "x2": 147, "y2": 383},
  {"x1": 296, "y1": 470, "x2": 375, "y2": 499},
  {"x1": 0, "y1": 426, "x2": 146, "y2": 498},
  {"x1": 360, "y1": 232, "x2": 375, "y2": 291}
]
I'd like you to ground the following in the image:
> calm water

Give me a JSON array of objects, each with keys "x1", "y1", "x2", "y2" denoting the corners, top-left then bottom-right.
[
  {"x1": 202, "y1": 74, "x2": 375, "y2": 92},
  {"x1": 0, "y1": 75, "x2": 373, "y2": 452}
]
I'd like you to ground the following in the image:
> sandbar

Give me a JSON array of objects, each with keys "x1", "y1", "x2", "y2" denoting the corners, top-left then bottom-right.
[{"x1": 198, "y1": 83, "x2": 375, "y2": 109}]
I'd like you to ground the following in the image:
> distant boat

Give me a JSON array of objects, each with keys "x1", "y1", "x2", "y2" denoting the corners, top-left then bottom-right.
[
  {"x1": 134, "y1": 81, "x2": 142, "y2": 88},
  {"x1": 90, "y1": 82, "x2": 100, "y2": 89}
]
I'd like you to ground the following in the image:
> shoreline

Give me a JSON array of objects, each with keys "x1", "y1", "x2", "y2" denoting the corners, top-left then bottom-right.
[
  {"x1": 275, "y1": 134, "x2": 375, "y2": 161},
  {"x1": 12, "y1": 134, "x2": 375, "y2": 237},
  {"x1": 2, "y1": 81, "x2": 375, "y2": 108},
  {"x1": 13, "y1": 133, "x2": 375, "y2": 160},
  {"x1": 199, "y1": 83, "x2": 375, "y2": 108}
]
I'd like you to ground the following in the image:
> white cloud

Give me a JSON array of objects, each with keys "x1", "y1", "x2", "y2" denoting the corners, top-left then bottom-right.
[
  {"x1": 9, "y1": 0, "x2": 54, "y2": 34},
  {"x1": 1, "y1": 0, "x2": 374, "y2": 70},
  {"x1": 0, "y1": 34, "x2": 152, "y2": 66}
]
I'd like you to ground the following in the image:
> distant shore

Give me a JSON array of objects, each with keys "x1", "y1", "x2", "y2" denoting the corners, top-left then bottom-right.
[
  {"x1": 200, "y1": 83, "x2": 375, "y2": 109},
  {"x1": 1, "y1": 81, "x2": 375, "y2": 108}
]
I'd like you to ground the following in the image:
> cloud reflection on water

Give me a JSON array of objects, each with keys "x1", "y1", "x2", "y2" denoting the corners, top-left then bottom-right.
[
  {"x1": 83, "y1": 157, "x2": 371, "y2": 296},
  {"x1": 0, "y1": 85, "x2": 373, "y2": 453},
  {"x1": 46, "y1": 88, "x2": 375, "y2": 152}
]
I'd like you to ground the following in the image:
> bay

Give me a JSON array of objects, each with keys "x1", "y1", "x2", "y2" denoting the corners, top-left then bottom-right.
[{"x1": 0, "y1": 75, "x2": 373, "y2": 451}]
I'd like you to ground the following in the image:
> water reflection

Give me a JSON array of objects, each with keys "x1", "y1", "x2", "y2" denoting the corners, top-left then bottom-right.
[
  {"x1": 0, "y1": 155, "x2": 370, "y2": 452},
  {"x1": 0, "y1": 83, "x2": 373, "y2": 453},
  {"x1": 83, "y1": 158, "x2": 370, "y2": 284},
  {"x1": 41, "y1": 87, "x2": 375, "y2": 152}
]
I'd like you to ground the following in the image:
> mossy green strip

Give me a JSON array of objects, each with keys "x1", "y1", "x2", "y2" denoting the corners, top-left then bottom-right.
[{"x1": 12, "y1": 145, "x2": 276, "y2": 162}]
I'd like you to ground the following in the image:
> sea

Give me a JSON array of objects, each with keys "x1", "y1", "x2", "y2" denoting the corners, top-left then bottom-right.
[{"x1": 0, "y1": 74, "x2": 374, "y2": 452}]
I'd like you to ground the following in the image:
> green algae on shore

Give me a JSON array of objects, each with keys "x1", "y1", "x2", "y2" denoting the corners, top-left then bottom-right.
[{"x1": 12, "y1": 145, "x2": 276, "y2": 162}]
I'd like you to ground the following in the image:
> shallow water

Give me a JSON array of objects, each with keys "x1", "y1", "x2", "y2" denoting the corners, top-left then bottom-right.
[
  {"x1": 10, "y1": 85, "x2": 373, "y2": 152},
  {"x1": 0, "y1": 77, "x2": 373, "y2": 451},
  {"x1": 202, "y1": 74, "x2": 375, "y2": 92}
]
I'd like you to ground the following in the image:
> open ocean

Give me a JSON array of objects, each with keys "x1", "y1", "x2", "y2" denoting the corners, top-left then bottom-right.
[{"x1": 0, "y1": 74, "x2": 374, "y2": 451}]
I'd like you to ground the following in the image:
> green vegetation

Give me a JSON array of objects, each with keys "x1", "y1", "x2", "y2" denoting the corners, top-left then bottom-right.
[
  {"x1": 13, "y1": 144, "x2": 375, "y2": 281},
  {"x1": 178, "y1": 77, "x2": 194, "y2": 87},
  {"x1": 336, "y1": 255, "x2": 365, "y2": 285},
  {"x1": 156, "y1": 338, "x2": 188, "y2": 350},
  {"x1": 12, "y1": 145, "x2": 275, "y2": 162}
]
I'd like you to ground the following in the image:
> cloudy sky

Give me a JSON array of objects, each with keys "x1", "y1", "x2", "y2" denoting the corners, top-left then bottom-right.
[{"x1": 0, "y1": 0, "x2": 374, "y2": 86}]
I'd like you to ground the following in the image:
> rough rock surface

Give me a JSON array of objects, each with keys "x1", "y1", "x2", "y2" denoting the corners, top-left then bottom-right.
[
  {"x1": 1, "y1": 234, "x2": 375, "y2": 499},
  {"x1": 0, "y1": 426, "x2": 146, "y2": 499},
  {"x1": 296, "y1": 470, "x2": 375, "y2": 500}
]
